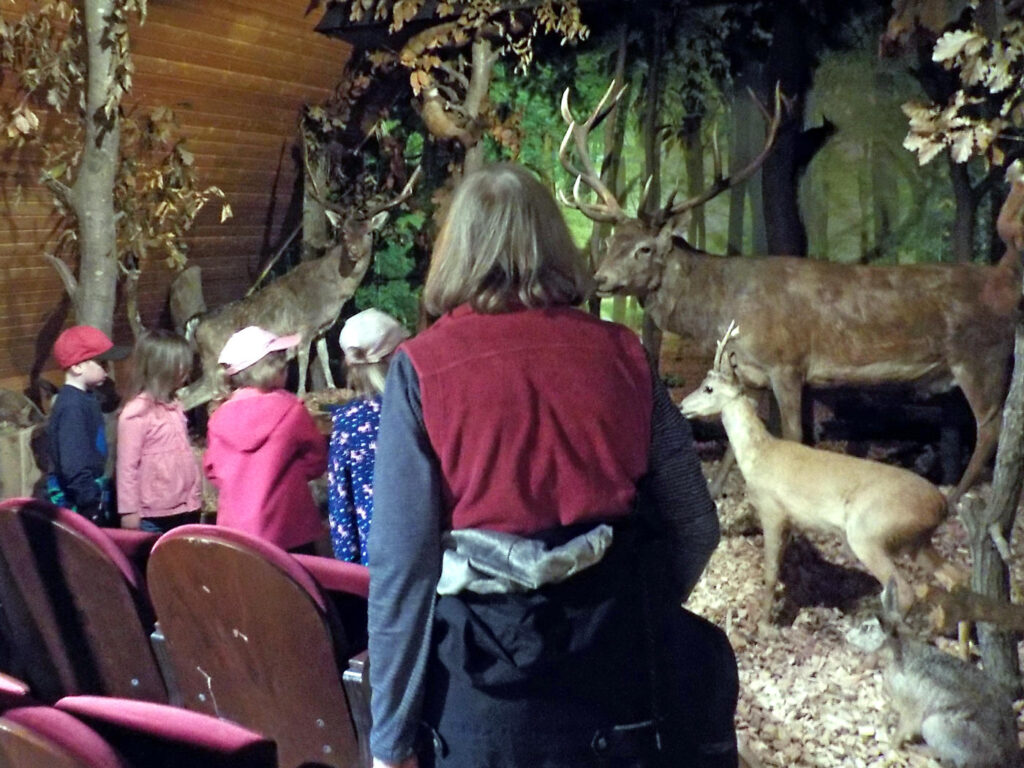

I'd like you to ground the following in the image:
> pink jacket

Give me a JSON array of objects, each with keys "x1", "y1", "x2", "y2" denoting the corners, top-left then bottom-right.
[
  {"x1": 116, "y1": 393, "x2": 202, "y2": 518},
  {"x1": 203, "y1": 388, "x2": 326, "y2": 551}
]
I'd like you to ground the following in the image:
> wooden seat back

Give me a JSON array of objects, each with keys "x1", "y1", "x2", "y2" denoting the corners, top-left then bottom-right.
[
  {"x1": 147, "y1": 524, "x2": 362, "y2": 768},
  {"x1": 0, "y1": 499, "x2": 167, "y2": 703}
]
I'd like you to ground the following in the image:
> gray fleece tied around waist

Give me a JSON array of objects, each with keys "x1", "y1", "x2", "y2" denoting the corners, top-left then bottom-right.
[{"x1": 436, "y1": 525, "x2": 614, "y2": 595}]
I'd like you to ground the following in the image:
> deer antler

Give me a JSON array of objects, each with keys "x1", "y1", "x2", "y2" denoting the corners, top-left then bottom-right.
[
  {"x1": 654, "y1": 84, "x2": 785, "y2": 226},
  {"x1": 713, "y1": 321, "x2": 739, "y2": 374},
  {"x1": 557, "y1": 82, "x2": 631, "y2": 224},
  {"x1": 362, "y1": 165, "x2": 423, "y2": 220}
]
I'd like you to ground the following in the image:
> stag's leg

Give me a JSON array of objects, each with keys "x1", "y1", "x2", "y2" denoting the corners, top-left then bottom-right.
[
  {"x1": 768, "y1": 369, "x2": 805, "y2": 443},
  {"x1": 316, "y1": 336, "x2": 336, "y2": 389},
  {"x1": 950, "y1": 362, "x2": 1007, "y2": 504},
  {"x1": 709, "y1": 446, "x2": 736, "y2": 497},
  {"x1": 177, "y1": 374, "x2": 215, "y2": 413},
  {"x1": 757, "y1": 510, "x2": 788, "y2": 628},
  {"x1": 296, "y1": 344, "x2": 310, "y2": 397}
]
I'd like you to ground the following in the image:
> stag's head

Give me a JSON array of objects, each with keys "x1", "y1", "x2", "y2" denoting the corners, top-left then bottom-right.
[
  {"x1": 678, "y1": 322, "x2": 743, "y2": 420},
  {"x1": 593, "y1": 219, "x2": 677, "y2": 297},
  {"x1": 558, "y1": 83, "x2": 783, "y2": 299},
  {"x1": 330, "y1": 166, "x2": 423, "y2": 277}
]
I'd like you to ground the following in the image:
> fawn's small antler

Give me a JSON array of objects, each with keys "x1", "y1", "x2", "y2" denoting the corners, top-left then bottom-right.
[{"x1": 713, "y1": 321, "x2": 739, "y2": 373}]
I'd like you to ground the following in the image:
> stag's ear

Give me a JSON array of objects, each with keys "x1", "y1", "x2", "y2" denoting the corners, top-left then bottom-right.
[
  {"x1": 665, "y1": 212, "x2": 691, "y2": 243},
  {"x1": 653, "y1": 220, "x2": 684, "y2": 261}
]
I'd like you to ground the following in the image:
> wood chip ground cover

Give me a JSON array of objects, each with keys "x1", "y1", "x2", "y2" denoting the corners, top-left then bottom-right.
[{"x1": 686, "y1": 462, "x2": 1024, "y2": 767}]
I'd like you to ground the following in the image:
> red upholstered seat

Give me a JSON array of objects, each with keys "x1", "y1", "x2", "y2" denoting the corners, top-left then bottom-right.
[
  {"x1": 0, "y1": 498, "x2": 168, "y2": 703},
  {"x1": 0, "y1": 673, "x2": 32, "y2": 710},
  {"x1": 146, "y1": 524, "x2": 369, "y2": 768},
  {"x1": 57, "y1": 695, "x2": 276, "y2": 768},
  {"x1": 0, "y1": 705, "x2": 128, "y2": 768}
]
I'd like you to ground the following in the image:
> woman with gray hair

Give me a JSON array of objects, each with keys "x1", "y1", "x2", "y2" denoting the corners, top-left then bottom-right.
[{"x1": 368, "y1": 163, "x2": 736, "y2": 768}]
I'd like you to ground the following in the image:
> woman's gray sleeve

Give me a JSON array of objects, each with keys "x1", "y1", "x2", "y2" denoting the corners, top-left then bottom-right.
[
  {"x1": 640, "y1": 370, "x2": 720, "y2": 601},
  {"x1": 367, "y1": 351, "x2": 443, "y2": 763}
]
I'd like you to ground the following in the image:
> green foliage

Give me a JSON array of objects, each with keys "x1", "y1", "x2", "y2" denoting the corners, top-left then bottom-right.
[
  {"x1": 807, "y1": 49, "x2": 958, "y2": 264},
  {"x1": 355, "y1": 208, "x2": 424, "y2": 329},
  {"x1": 660, "y1": 7, "x2": 733, "y2": 145}
]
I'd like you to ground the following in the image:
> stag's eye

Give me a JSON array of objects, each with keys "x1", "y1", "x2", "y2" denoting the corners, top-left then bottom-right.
[
  {"x1": 703, "y1": 385, "x2": 713, "y2": 394},
  {"x1": 635, "y1": 245, "x2": 652, "y2": 258}
]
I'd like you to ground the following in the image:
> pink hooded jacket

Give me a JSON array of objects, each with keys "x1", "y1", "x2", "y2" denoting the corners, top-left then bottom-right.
[
  {"x1": 117, "y1": 393, "x2": 202, "y2": 519},
  {"x1": 203, "y1": 388, "x2": 326, "y2": 551}
]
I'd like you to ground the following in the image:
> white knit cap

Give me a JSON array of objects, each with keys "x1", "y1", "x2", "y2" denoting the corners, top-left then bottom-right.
[{"x1": 339, "y1": 309, "x2": 409, "y2": 365}]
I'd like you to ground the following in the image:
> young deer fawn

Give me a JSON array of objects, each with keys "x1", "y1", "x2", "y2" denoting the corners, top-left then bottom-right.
[{"x1": 680, "y1": 324, "x2": 963, "y2": 627}]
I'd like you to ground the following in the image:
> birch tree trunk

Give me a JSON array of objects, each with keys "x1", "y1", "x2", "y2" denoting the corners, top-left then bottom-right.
[
  {"x1": 588, "y1": 23, "x2": 628, "y2": 319},
  {"x1": 640, "y1": 3, "x2": 664, "y2": 366},
  {"x1": 462, "y1": 37, "x2": 496, "y2": 176},
  {"x1": 71, "y1": 0, "x2": 121, "y2": 335}
]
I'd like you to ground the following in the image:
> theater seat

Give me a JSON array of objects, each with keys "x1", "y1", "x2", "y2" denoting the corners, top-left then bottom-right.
[
  {"x1": 0, "y1": 672, "x2": 32, "y2": 710},
  {"x1": 57, "y1": 695, "x2": 276, "y2": 768},
  {"x1": 0, "y1": 499, "x2": 167, "y2": 703},
  {"x1": 0, "y1": 706, "x2": 128, "y2": 768},
  {"x1": 146, "y1": 524, "x2": 369, "y2": 768}
]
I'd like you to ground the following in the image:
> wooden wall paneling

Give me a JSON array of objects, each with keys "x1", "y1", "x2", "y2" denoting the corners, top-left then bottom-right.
[{"x1": 0, "y1": 0, "x2": 352, "y2": 382}]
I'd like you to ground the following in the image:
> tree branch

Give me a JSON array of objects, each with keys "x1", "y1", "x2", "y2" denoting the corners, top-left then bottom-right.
[
  {"x1": 41, "y1": 174, "x2": 75, "y2": 210},
  {"x1": 43, "y1": 254, "x2": 78, "y2": 301}
]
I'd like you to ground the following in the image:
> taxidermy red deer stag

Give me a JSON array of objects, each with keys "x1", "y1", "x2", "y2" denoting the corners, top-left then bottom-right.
[
  {"x1": 681, "y1": 324, "x2": 963, "y2": 625},
  {"x1": 560, "y1": 84, "x2": 1022, "y2": 505},
  {"x1": 177, "y1": 172, "x2": 420, "y2": 411}
]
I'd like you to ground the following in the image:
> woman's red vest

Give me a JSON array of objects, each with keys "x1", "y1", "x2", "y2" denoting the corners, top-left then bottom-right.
[{"x1": 401, "y1": 304, "x2": 653, "y2": 534}]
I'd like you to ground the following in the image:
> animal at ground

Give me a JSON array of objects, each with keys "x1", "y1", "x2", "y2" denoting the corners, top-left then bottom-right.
[
  {"x1": 850, "y1": 580, "x2": 1021, "y2": 768},
  {"x1": 560, "y1": 85, "x2": 1023, "y2": 505},
  {"x1": 177, "y1": 174, "x2": 419, "y2": 412},
  {"x1": 680, "y1": 325, "x2": 964, "y2": 625}
]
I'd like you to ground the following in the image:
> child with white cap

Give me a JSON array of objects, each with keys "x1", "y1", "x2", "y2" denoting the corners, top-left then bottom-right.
[
  {"x1": 327, "y1": 308, "x2": 409, "y2": 564},
  {"x1": 203, "y1": 325, "x2": 327, "y2": 553}
]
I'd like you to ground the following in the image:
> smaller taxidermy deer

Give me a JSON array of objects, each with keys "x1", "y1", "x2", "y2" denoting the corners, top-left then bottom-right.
[
  {"x1": 848, "y1": 579, "x2": 1020, "y2": 768},
  {"x1": 679, "y1": 324, "x2": 963, "y2": 626}
]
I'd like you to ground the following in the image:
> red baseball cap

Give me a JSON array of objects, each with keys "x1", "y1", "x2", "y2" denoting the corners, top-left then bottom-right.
[{"x1": 53, "y1": 325, "x2": 130, "y2": 369}]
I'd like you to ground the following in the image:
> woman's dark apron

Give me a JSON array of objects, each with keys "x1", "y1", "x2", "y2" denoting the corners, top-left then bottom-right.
[{"x1": 418, "y1": 525, "x2": 739, "y2": 768}]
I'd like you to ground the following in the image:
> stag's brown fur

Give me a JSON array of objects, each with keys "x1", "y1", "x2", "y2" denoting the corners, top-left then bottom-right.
[{"x1": 596, "y1": 219, "x2": 1020, "y2": 503}]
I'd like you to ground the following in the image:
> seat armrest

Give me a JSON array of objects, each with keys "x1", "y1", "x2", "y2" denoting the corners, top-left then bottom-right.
[
  {"x1": 293, "y1": 554, "x2": 369, "y2": 599},
  {"x1": 105, "y1": 529, "x2": 159, "y2": 574},
  {"x1": 0, "y1": 673, "x2": 33, "y2": 710}
]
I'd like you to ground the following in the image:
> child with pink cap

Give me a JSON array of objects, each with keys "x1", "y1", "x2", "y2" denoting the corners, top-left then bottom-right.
[{"x1": 203, "y1": 326, "x2": 327, "y2": 553}]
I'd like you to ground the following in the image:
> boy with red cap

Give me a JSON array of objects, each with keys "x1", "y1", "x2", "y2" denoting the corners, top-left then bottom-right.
[{"x1": 46, "y1": 325, "x2": 129, "y2": 525}]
